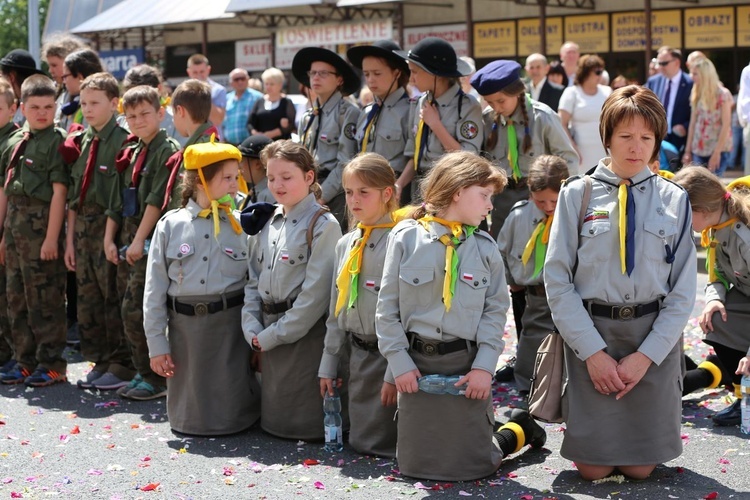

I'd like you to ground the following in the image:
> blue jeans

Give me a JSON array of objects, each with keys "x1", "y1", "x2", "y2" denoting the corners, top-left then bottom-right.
[{"x1": 692, "y1": 152, "x2": 731, "y2": 177}]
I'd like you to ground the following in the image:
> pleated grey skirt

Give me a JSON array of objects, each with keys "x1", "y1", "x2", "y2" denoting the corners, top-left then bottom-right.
[
  {"x1": 396, "y1": 345, "x2": 503, "y2": 481},
  {"x1": 260, "y1": 315, "x2": 327, "y2": 440},
  {"x1": 561, "y1": 311, "x2": 682, "y2": 466},
  {"x1": 515, "y1": 292, "x2": 555, "y2": 392},
  {"x1": 347, "y1": 337, "x2": 397, "y2": 458},
  {"x1": 704, "y1": 286, "x2": 750, "y2": 353},
  {"x1": 167, "y1": 295, "x2": 261, "y2": 436}
]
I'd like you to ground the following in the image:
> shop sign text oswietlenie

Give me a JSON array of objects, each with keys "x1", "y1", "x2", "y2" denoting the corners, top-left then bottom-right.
[{"x1": 276, "y1": 20, "x2": 392, "y2": 48}]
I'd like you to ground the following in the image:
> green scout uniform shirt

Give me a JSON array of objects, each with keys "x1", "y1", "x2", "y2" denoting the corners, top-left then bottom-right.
[
  {"x1": 166, "y1": 123, "x2": 216, "y2": 211},
  {"x1": 68, "y1": 115, "x2": 130, "y2": 211},
  {"x1": 0, "y1": 124, "x2": 69, "y2": 202},
  {"x1": 106, "y1": 130, "x2": 180, "y2": 227}
]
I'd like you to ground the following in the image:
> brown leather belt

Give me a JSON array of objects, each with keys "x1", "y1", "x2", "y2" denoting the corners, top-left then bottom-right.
[{"x1": 350, "y1": 334, "x2": 379, "y2": 352}]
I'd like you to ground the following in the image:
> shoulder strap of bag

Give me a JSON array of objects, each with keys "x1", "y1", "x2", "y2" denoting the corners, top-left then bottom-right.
[
  {"x1": 578, "y1": 174, "x2": 592, "y2": 233},
  {"x1": 306, "y1": 207, "x2": 330, "y2": 255}
]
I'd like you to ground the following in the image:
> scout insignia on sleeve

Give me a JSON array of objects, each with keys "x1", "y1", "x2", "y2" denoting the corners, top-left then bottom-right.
[
  {"x1": 583, "y1": 210, "x2": 609, "y2": 223},
  {"x1": 460, "y1": 121, "x2": 479, "y2": 140},
  {"x1": 344, "y1": 123, "x2": 356, "y2": 140}
]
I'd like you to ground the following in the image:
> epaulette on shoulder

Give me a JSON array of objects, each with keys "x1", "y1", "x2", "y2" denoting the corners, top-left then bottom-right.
[
  {"x1": 561, "y1": 174, "x2": 582, "y2": 187},
  {"x1": 735, "y1": 222, "x2": 750, "y2": 246},
  {"x1": 159, "y1": 207, "x2": 180, "y2": 222},
  {"x1": 474, "y1": 229, "x2": 495, "y2": 243},
  {"x1": 510, "y1": 199, "x2": 529, "y2": 210},
  {"x1": 392, "y1": 218, "x2": 418, "y2": 235}
]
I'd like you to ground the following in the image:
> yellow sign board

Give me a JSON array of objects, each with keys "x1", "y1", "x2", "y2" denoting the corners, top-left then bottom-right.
[
  {"x1": 684, "y1": 7, "x2": 734, "y2": 48},
  {"x1": 474, "y1": 21, "x2": 516, "y2": 58},
  {"x1": 612, "y1": 10, "x2": 681, "y2": 52},
  {"x1": 564, "y1": 15, "x2": 609, "y2": 53},
  {"x1": 738, "y1": 6, "x2": 750, "y2": 47},
  {"x1": 517, "y1": 17, "x2": 563, "y2": 56}
]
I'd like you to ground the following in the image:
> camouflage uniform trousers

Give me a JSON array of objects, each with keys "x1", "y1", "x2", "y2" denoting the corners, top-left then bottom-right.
[
  {"x1": 4, "y1": 197, "x2": 67, "y2": 373},
  {"x1": 0, "y1": 262, "x2": 12, "y2": 364},
  {"x1": 75, "y1": 208, "x2": 133, "y2": 380},
  {"x1": 117, "y1": 217, "x2": 165, "y2": 387}
]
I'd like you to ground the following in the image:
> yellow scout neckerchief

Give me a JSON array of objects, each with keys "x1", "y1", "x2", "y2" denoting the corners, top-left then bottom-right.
[
  {"x1": 701, "y1": 217, "x2": 738, "y2": 286},
  {"x1": 521, "y1": 213, "x2": 553, "y2": 279},
  {"x1": 418, "y1": 215, "x2": 477, "y2": 312},
  {"x1": 334, "y1": 219, "x2": 397, "y2": 316}
]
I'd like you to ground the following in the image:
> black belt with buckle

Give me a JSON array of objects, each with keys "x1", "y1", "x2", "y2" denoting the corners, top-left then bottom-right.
[
  {"x1": 506, "y1": 177, "x2": 528, "y2": 190},
  {"x1": 526, "y1": 284, "x2": 546, "y2": 297},
  {"x1": 350, "y1": 333, "x2": 379, "y2": 352},
  {"x1": 584, "y1": 299, "x2": 661, "y2": 321},
  {"x1": 167, "y1": 293, "x2": 244, "y2": 316},
  {"x1": 261, "y1": 298, "x2": 295, "y2": 315},
  {"x1": 406, "y1": 332, "x2": 476, "y2": 356}
]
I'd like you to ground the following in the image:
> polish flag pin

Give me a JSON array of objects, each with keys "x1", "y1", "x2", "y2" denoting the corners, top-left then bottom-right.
[
  {"x1": 365, "y1": 280, "x2": 376, "y2": 288},
  {"x1": 280, "y1": 253, "x2": 289, "y2": 261},
  {"x1": 462, "y1": 273, "x2": 473, "y2": 280}
]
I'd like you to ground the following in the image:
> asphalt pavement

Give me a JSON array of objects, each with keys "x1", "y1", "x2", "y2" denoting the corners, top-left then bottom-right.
[{"x1": 1, "y1": 264, "x2": 749, "y2": 499}]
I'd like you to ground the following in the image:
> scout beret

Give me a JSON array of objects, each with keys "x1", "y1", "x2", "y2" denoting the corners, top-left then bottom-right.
[
  {"x1": 470, "y1": 60, "x2": 522, "y2": 96},
  {"x1": 183, "y1": 135, "x2": 241, "y2": 171},
  {"x1": 240, "y1": 202, "x2": 276, "y2": 235},
  {"x1": 238, "y1": 135, "x2": 273, "y2": 159}
]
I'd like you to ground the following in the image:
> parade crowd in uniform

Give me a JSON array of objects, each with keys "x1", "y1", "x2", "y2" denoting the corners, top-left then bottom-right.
[{"x1": 1, "y1": 33, "x2": 750, "y2": 483}]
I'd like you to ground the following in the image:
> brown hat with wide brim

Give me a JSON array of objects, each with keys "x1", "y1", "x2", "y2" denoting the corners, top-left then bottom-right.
[{"x1": 291, "y1": 47, "x2": 361, "y2": 96}]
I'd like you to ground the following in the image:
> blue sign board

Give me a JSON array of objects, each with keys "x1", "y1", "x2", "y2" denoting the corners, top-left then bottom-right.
[{"x1": 99, "y1": 48, "x2": 145, "y2": 79}]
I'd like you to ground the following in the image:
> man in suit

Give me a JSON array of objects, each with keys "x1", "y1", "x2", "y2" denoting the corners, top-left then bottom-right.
[
  {"x1": 646, "y1": 46, "x2": 692, "y2": 151},
  {"x1": 525, "y1": 53, "x2": 564, "y2": 112}
]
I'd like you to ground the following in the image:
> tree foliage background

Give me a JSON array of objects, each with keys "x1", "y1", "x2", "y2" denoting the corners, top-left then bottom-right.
[{"x1": 0, "y1": 0, "x2": 51, "y2": 60}]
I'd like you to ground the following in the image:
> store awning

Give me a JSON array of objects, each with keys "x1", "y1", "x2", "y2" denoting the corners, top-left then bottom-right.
[
  {"x1": 44, "y1": 0, "x2": 125, "y2": 37},
  {"x1": 71, "y1": 0, "x2": 234, "y2": 33},
  {"x1": 226, "y1": 0, "x2": 334, "y2": 12}
]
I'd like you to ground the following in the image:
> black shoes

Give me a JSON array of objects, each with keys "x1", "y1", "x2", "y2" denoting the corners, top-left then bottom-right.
[
  {"x1": 509, "y1": 408, "x2": 547, "y2": 449},
  {"x1": 712, "y1": 399, "x2": 742, "y2": 427},
  {"x1": 494, "y1": 356, "x2": 516, "y2": 383}
]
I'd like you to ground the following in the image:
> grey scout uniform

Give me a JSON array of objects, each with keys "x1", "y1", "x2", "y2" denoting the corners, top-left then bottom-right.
[
  {"x1": 319, "y1": 214, "x2": 397, "y2": 458},
  {"x1": 242, "y1": 193, "x2": 342, "y2": 440},
  {"x1": 483, "y1": 99, "x2": 578, "y2": 233},
  {"x1": 545, "y1": 160, "x2": 696, "y2": 466},
  {"x1": 403, "y1": 84, "x2": 483, "y2": 174},
  {"x1": 107, "y1": 130, "x2": 180, "y2": 386},
  {"x1": 299, "y1": 91, "x2": 360, "y2": 203},
  {"x1": 1, "y1": 124, "x2": 69, "y2": 373},
  {"x1": 143, "y1": 200, "x2": 260, "y2": 435},
  {"x1": 497, "y1": 200, "x2": 555, "y2": 392},
  {"x1": 356, "y1": 87, "x2": 410, "y2": 174},
  {"x1": 376, "y1": 219, "x2": 508, "y2": 481},
  {"x1": 67, "y1": 116, "x2": 132, "y2": 380},
  {"x1": 702, "y1": 213, "x2": 750, "y2": 355}
]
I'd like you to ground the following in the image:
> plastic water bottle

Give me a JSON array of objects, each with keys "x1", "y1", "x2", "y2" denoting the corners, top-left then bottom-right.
[
  {"x1": 741, "y1": 375, "x2": 750, "y2": 435},
  {"x1": 323, "y1": 389, "x2": 343, "y2": 452},
  {"x1": 417, "y1": 374, "x2": 467, "y2": 396}
]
